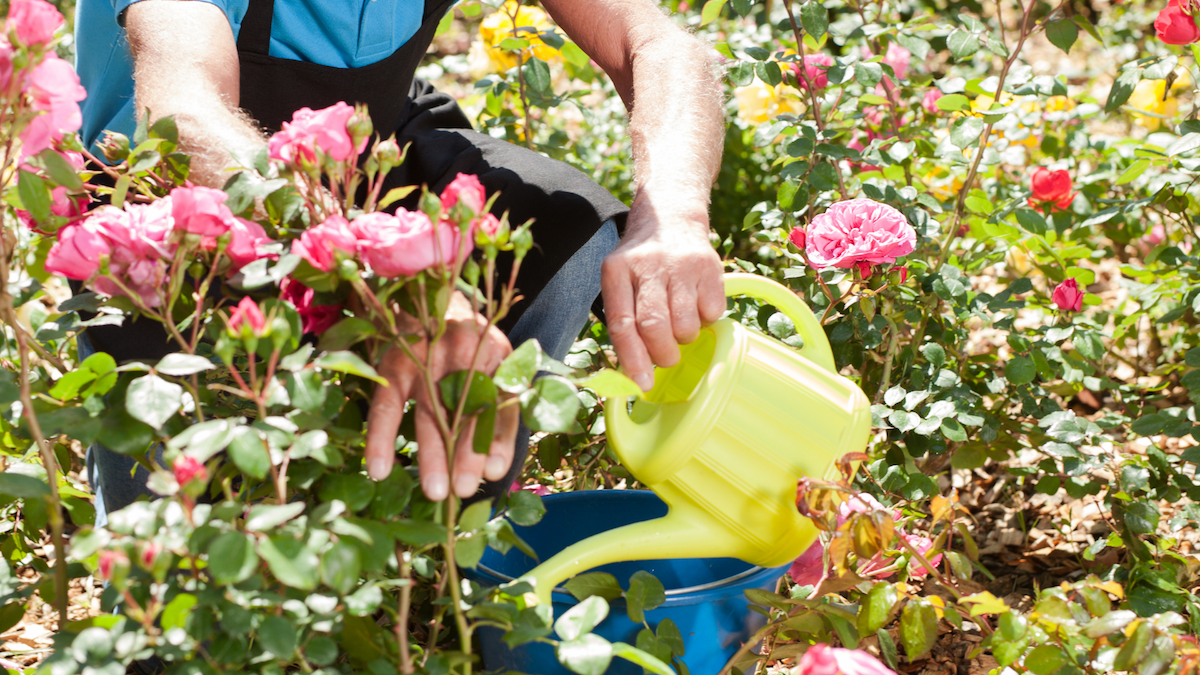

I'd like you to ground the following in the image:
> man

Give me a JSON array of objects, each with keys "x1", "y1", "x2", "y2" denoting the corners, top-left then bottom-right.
[{"x1": 76, "y1": 0, "x2": 726, "y2": 511}]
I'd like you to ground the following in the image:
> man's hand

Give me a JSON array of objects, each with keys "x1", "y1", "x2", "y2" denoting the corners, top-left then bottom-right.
[
  {"x1": 364, "y1": 293, "x2": 520, "y2": 501},
  {"x1": 602, "y1": 204, "x2": 724, "y2": 391}
]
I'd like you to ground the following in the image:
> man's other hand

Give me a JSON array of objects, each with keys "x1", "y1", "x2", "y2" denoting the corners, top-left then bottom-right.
[
  {"x1": 601, "y1": 206, "x2": 725, "y2": 392},
  {"x1": 364, "y1": 293, "x2": 519, "y2": 501}
]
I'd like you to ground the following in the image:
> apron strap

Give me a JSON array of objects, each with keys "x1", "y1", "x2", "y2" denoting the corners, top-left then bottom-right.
[{"x1": 237, "y1": 0, "x2": 274, "y2": 56}]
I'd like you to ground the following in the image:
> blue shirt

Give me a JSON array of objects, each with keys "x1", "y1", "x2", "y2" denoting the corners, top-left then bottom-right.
[{"x1": 74, "y1": 0, "x2": 424, "y2": 149}]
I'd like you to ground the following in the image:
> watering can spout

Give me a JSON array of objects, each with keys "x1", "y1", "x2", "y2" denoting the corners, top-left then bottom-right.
[{"x1": 525, "y1": 512, "x2": 713, "y2": 604}]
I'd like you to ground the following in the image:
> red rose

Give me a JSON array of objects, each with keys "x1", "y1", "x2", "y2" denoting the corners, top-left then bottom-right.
[
  {"x1": 788, "y1": 226, "x2": 807, "y2": 250},
  {"x1": 1052, "y1": 278, "x2": 1084, "y2": 312},
  {"x1": 1156, "y1": 0, "x2": 1200, "y2": 45},
  {"x1": 1028, "y1": 168, "x2": 1075, "y2": 213}
]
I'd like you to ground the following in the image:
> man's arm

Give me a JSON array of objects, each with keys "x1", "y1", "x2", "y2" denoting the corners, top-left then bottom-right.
[
  {"x1": 542, "y1": 0, "x2": 727, "y2": 391},
  {"x1": 125, "y1": 1, "x2": 266, "y2": 186}
]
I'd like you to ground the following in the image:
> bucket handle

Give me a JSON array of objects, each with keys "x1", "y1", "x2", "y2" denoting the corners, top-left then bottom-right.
[{"x1": 723, "y1": 273, "x2": 836, "y2": 374}]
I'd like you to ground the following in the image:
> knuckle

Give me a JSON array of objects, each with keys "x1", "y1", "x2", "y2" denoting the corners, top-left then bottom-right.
[
  {"x1": 636, "y1": 313, "x2": 668, "y2": 333},
  {"x1": 609, "y1": 315, "x2": 638, "y2": 336}
]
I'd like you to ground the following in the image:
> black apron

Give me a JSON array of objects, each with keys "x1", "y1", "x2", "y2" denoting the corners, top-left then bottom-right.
[{"x1": 84, "y1": 0, "x2": 629, "y2": 363}]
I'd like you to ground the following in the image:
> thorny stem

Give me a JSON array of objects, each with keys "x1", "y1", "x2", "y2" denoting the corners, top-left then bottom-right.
[
  {"x1": 396, "y1": 546, "x2": 414, "y2": 674},
  {"x1": 0, "y1": 238, "x2": 68, "y2": 625},
  {"x1": 782, "y1": 0, "x2": 849, "y2": 200}
]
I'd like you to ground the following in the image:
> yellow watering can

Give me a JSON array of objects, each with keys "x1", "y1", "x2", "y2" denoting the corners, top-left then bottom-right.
[{"x1": 525, "y1": 273, "x2": 872, "y2": 603}]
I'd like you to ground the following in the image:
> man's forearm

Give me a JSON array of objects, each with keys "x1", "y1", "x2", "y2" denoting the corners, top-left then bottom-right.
[
  {"x1": 126, "y1": 1, "x2": 266, "y2": 188},
  {"x1": 624, "y1": 23, "x2": 725, "y2": 233}
]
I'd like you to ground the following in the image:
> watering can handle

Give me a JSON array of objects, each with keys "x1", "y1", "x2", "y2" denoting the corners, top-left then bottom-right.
[{"x1": 723, "y1": 273, "x2": 836, "y2": 374}]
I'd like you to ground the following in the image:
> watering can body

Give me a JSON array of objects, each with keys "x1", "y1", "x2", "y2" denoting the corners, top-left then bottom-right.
[{"x1": 526, "y1": 274, "x2": 871, "y2": 601}]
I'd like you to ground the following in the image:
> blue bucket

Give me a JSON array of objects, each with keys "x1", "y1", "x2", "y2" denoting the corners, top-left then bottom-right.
[{"x1": 467, "y1": 490, "x2": 787, "y2": 675}]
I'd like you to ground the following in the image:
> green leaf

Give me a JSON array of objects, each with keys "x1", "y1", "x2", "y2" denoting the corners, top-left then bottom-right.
[
  {"x1": 657, "y1": 618, "x2": 685, "y2": 657},
  {"x1": 858, "y1": 582, "x2": 898, "y2": 636},
  {"x1": 495, "y1": 339, "x2": 541, "y2": 393},
  {"x1": 315, "y1": 351, "x2": 387, "y2": 385},
  {"x1": 946, "y1": 30, "x2": 979, "y2": 60},
  {"x1": 1116, "y1": 159, "x2": 1150, "y2": 185},
  {"x1": 155, "y1": 354, "x2": 216, "y2": 376},
  {"x1": 1123, "y1": 501, "x2": 1159, "y2": 535},
  {"x1": 507, "y1": 489, "x2": 546, "y2": 527},
  {"x1": 258, "y1": 536, "x2": 319, "y2": 591},
  {"x1": 799, "y1": 1, "x2": 828, "y2": 38},
  {"x1": 388, "y1": 519, "x2": 448, "y2": 546},
  {"x1": 700, "y1": 0, "x2": 726, "y2": 25},
  {"x1": 899, "y1": 600, "x2": 938, "y2": 660},
  {"x1": 949, "y1": 117, "x2": 985, "y2": 150},
  {"x1": 287, "y1": 369, "x2": 327, "y2": 413},
  {"x1": 316, "y1": 317, "x2": 376, "y2": 352},
  {"x1": 29, "y1": 149, "x2": 83, "y2": 191},
  {"x1": 17, "y1": 170, "x2": 51, "y2": 224},
  {"x1": 611, "y1": 642, "x2": 675, "y2": 675},
  {"x1": 777, "y1": 180, "x2": 798, "y2": 212},
  {"x1": 377, "y1": 185, "x2": 418, "y2": 211},
  {"x1": 439, "y1": 370, "x2": 498, "y2": 417},
  {"x1": 318, "y1": 473, "x2": 375, "y2": 512},
  {"x1": 1105, "y1": 67, "x2": 1140, "y2": 112},
  {"x1": 1045, "y1": 20, "x2": 1078, "y2": 54},
  {"x1": 49, "y1": 370, "x2": 97, "y2": 401},
  {"x1": 0, "y1": 473, "x2": 49, "y2": 500},
  {"x1": 521, "y1": 375, "x2": 581, "y2": 433},
  {"x1": 625, "y1": 571, "x2": 666, "y2": 624},
  {"x1": 523, "y1": 57, "x2": 552, "y2": 93},
  {"x1": 160, "y1": 593, "x2": 196, "y2": 631},
  {"x1": 564, "y1": 572, "x2": 624, "y2": 601},
  {"x1": 1005, "y1": 356, "x2": 1036, "y2": 385},
  {"x1": 245, "y1": 502, "x2": 306, "y2": 532},
  {"x1": 319, "y1": 541, "x2": 362, "y2": 596},
  {"x1": 227, "y1": 427, "x2": 271, "y2": 480},
  {"x1": 1023, "y1": 645, "x2": 1067, "y2": 675},
  {"x1": 207, "y1": 532, "x2": 258, "y2": 585},
  {"x1": 257, "y1": 615, "x2": 298, "y2": 659},
  {"x1": 558, "y1": 634, "x2": 614, "y2": 675},
  {"x1": 125, "y1": 374, "x2": 182, "y2": 429},
  {"x1": 555, "y1": 596, "x2": 609, "y2": 641},
  {"x1": 460, "y1": 500, "x2": 493, "y2": 533}
]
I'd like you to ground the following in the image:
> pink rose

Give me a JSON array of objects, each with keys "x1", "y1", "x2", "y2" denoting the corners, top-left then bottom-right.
[
  {"x1": 792, "y1": 53, "x2": 834, "y2": 91},
  {"x1": 139, "y1": 542, "x2": 163, "y2": 569},
  {"x1": 882, "y1": 42, "x2": 911, "y2": 80},
  {"x1": 351, "y1": 209, "x2": 465, "y2": 278},
  {"x1": 44, "y1": 217, "x2": 110, "y2": 280},
  {"x1": 268, "y1": 102, "x2": 365, "y2": 164},
  {"x1": 224, "y1": 217, "x2": 276, "y2": 270},
  {"x1": 173, "y1": 456, "x2": 208, "y2": 486},
  {"x1": 789, "y1": 541, "x2": 825, "y2": 586},
  {"x1": 789, "y1": 226, "x2": 807, "y2": 250},
  {"x1": 922, "y1": 89, "x2": 944, "y2": 114},
  {"x1": 96, "y1": 549, "x2": 129, "y2": 582},
  {"x1": 796, "y1": 644, "x2": 897, "y2": 675},
  {"x1": 805, "y1": 199, "x2": 916, "y2": 270},
  {"x1": 171, "y1": 185, "x2": 235, "y2": 237},
  {"x1": 476, "y1": 213, "x2": 503, "y2": 240},
  {"x1": 1051, "y1": 278, "x2": 1083, "y2": 312},
  {"x1": 509, "y1": 481, "x2": 551, "y2": 497},
  {"x1": 6, "y1": 0, "x2": 63, "y2": 46},
  {"x1": 441, "y1": 173, "x2": 487, "y2": 217},
  {"x1": 0, "y1": 40, "x2": 14, "y2": 93},
  {"x1": 19, "y1": 54, "x2": 85, "y2": 158},
  {"x1": 292, "y1": 215, "x2": 357, "y2": 272},
  {"x1": 227, "y1": 296, "x2": 267, "y2": 336},
  {"x1": 901, "y1": 533, "x2": 943, "y2": 578},
  {"x1": 280, "y1": 278, "x2": 343, "y2": 334},
  {"x1": 1145, "y1": 223, "x2": 1166, "y2": 247},
  {"x1": 1028, "y1": 167, "x2": 1075, "y2": 213}
]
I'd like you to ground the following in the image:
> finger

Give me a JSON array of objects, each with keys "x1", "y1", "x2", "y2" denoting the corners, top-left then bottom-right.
[
  {"x1": 668, "y1": 278, "x2": 701, "y2": 345},
  {"x1": 414, "y1": 405, "x2": 450, "y2": 501},
  {"x1": 452, "y1": 418, "x2": 488, "y2": 498},
  {"x1": 365, "y1": 377, "x2": 406, "y2": 481},
  {"x1": 698, "y1": 261, "x2": 727, "y2": 325},
  {"x1": 484, "y1": 400, "x2": 520, "y2": 481},
  {"x1": 602, "y1": 259, "x2": 655, "y2": 391},
  {"x1": 635, "y1": 277, "x2": 681, "y2": 369}
]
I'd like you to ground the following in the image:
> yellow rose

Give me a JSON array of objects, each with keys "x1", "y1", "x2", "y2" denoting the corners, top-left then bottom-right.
[
  {"x1": 734, "y1": 80, "x2": 803, "y2": 124},
  {"x1": 479, "y1": 1, "x2": 561, "y2": 72},
  {"x1": 1128, "y1": 79, "x2": 1178, "y2": 132}
]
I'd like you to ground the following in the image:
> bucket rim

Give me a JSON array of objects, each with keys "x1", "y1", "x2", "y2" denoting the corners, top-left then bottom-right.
[{"x1": 475, "y1": 561, "x2": 773, "y2": 599}]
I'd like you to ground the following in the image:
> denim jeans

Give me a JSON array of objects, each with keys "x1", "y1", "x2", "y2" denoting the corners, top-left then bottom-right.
[{"x1": 83, "y1": 219, "x2": 619, "y2": 525}]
